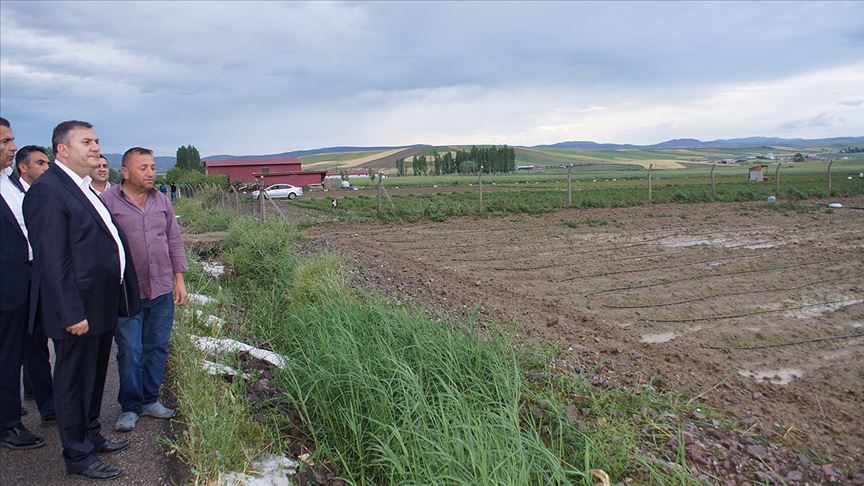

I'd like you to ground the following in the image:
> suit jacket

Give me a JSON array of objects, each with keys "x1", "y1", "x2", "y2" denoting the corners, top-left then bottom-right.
[
  {"x1": 23, "y1": 166, "x2": 139, "y2": 339},
  {"x1": 0, "y1": 173, "x2": 30, "y2": 311}
]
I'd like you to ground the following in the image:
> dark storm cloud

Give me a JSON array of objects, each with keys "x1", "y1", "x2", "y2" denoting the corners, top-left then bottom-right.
[{"x1": 1, "y1": 1, "x2": 862, "y2": 154}]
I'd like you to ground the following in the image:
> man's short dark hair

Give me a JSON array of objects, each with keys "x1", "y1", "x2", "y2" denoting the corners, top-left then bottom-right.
[
  {"x1": 52, "y1": 120, "x2": 93, "y2": 154},
  {"x1": 15, "y1": 145, "x2": 48, "y2": 172},
  {"x1": 122, "y1": 147, "x2": 154, "y2": 167},
  {"x1": 0, "y1": 117, "x2": 9, "y2": 128}
]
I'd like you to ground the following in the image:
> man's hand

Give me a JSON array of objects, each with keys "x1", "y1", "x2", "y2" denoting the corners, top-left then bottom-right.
[
  {"x1": 66, "y1": 319, "x2": 89, "y2": 335},
  {"x1": 174, "y1": 273, "x2": 188, "y2": 306}
]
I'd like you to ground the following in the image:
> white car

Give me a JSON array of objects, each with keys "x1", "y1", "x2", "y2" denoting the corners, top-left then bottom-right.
[{"x1": 251, "y1": 184, "x2": 303, "y2": 200}]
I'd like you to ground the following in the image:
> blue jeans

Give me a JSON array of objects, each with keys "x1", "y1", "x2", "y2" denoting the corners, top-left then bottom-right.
[{"x1": 115, "y1": 292, "x2": 174, "y2": 414}]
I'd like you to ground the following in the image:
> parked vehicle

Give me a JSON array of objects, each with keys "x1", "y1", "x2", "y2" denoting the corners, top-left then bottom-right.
[{"x1": 251, "y1": 184, "x2": 303, "y2": 200}]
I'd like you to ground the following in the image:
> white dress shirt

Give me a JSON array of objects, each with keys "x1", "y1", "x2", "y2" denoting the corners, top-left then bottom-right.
[
  {"x1": 0, "y1": 166, "x2": 32, "y2": 260},
  {"x1": 54, "y1": 160, "x2": 126, "y2": 281},
  {"x1": 91, "y1": 180, "x2": 110, "y2": 195}
]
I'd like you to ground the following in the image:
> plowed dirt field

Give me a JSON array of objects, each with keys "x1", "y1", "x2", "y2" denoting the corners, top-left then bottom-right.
[{"x1": 307, "y1": 197, "x2": 864, "y2": 470}]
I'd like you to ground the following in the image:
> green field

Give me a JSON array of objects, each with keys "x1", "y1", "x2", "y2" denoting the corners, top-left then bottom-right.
[
  {"x1": 295, "y1": 164, "x2": 864, "y2": 221},
  {"x1": 515, "y1": 145, "x2": 864, "y2": 168},
  {"x1": 299, "y1": 150, "x2": 387, "y2": 164}
]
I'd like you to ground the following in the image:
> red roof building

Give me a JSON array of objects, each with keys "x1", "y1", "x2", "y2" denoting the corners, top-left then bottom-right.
[{"x1": 204, "y1": 157, "x2": 326, "y2": 187}]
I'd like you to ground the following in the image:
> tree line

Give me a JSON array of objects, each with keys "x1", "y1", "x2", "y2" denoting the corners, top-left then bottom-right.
[{"x1": 396, "y1": 146, "x2": 516, "y2": 176}]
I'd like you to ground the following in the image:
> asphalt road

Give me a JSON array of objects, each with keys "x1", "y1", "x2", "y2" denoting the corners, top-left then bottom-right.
[{"x1": 0, "y1": 345, "x2": 173, "y2": 485}]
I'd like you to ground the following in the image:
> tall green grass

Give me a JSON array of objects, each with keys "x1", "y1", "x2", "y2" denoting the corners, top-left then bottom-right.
[{"x1": 213, "y1": 217, "x2": 704, "y2": 485}]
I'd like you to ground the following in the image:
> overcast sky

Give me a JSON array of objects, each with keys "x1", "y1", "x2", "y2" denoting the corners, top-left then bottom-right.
[{"x1": 1, "y1": 1, "x2": 862, "y2": 156}]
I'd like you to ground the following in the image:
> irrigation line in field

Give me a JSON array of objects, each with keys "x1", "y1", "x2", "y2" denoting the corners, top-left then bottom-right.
[
  {"x1": 603, "y1": 274, "x2": 862, "y2": 309},
  {"x1": 703, "y1": 333, "x2": 864, "y2": 351},
  {"x1": 555, "y1": 254, "x2": 760, "y2": 281},
  {"x1": 639, "y1": 298, "x2": 862, "y2": 323},
  {"x1": 583, "y1": 256, "x2": 862, "y2": 297}
]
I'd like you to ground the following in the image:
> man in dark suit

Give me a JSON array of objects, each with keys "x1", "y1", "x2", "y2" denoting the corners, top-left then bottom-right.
[
  {"x1": 24, "y1": 120, "x2": 139, "y2": 480},
  {"x1": 14, "y1": 145, "x2": 57, "y2": 426},
  {"x1": 0, "y1": 117, "x2": 45, "y2": 450}
]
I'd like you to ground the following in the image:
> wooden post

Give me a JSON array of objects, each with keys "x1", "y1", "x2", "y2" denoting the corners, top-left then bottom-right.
[
  {"x1": 567, "y1": 165, "x2": 573, "y2": 208},
  {"x1": 478, "y1": 165, "x2": 484, "y2": 211},
  {"x1": 376, "y1": 172, "x2": 384, "y2": 214},
  {"x1": 827, "y1": 160, "x2": 834, "y2": 196},
  {"x1": 647, "y1": 164, "x2": 653, "y2": 205},
  {"x1": 257, "y1": 176, "x2": 265, "y2": 220},
  {"x1": 479, "y1": 165, "x2": 484, "y2": 212},
  {"x1": 774, "y1": 162, "x2": 781, "y2": 196},
  {"x1": 710, "y1": 164, "x2": 717, "y2": 200}
]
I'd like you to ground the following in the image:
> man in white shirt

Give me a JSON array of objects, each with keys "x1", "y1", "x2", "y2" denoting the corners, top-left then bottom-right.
[
  {"x1": 13, "y1": 144, "x2": 57, "y2": 426},
  {"x1": 90, "y1": 154, "x2": 111, "y2": 195},
  {"x1": 0, "y1": 116, "x2": 45, "y2": 450},
  {"x1": 24, "y1": 120, "x2": 139, "y2": 480},
  {"x1": 15, "y1": 145, "x2": 50, "y2": 189}
]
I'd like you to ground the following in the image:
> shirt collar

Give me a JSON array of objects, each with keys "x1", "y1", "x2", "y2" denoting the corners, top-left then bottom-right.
[
  {"x1": 1, "y1": 166, "x2": 11, "y2": 178},
  {"x1": 54, "y1": 160, "x2": 92, "y2": 189}
]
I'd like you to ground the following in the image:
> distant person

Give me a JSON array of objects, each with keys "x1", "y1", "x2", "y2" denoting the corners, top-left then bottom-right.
[
  {"x1": 24, "y1": 120, "x2": 139, "y2": 480},
  {"x1": 13, "y1": 145, "x2": 57, "y2": 426},
  {"x1": 15, "y1": 145, "x2": 50, "y2": 188},
  {"x1": 159, "y1": 182, "x2": 167, "y2": 194},
  {"x1": 169, "y1": 182, "x2": 177, "y2": 201},
  {"x1": 101, "y1": 147, "x2": 188, "y2": 433},
  {"x1": 0, "y1": 116, "x2": 46, "y2": 450},
  {"x1": 90, "y1": 154, "x2": 111, "y2": 195}
]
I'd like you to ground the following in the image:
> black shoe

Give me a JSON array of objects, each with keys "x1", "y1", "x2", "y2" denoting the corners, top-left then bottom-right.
[
  {"x1": 0, "y1": 424, "x2": 45, "y2": 449},
  {"x1": 95, "y1": 439, "x2": 130, "y2": 454},
  {"x1": 41, "y1": 414, "x2": 57, "y2": 426},
  {"x1": 70, "y1": 460, "x2": 122, "y2": 480}
]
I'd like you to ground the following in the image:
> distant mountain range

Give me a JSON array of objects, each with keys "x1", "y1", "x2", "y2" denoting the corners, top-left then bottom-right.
[
  {"x1": 104, "y1": 137, "x2": 863, "y2": 172},
  {"x1": 536, "y1": 136, "x2": 864, "y2": 150},
  {"x1": 101, "y1": 153, "x2": 179, "y2": 173}
]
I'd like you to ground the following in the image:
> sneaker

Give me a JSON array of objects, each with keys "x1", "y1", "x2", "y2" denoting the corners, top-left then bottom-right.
[
  {"x1": 141, "y1": 401, "x2": 176, "y2": 419},
  {"x1": 114, "y1": 412, "x2": 139, "y2": 432}
]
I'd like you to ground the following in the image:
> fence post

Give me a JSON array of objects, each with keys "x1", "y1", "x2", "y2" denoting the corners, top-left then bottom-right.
[
  {"x1": 479, "y1": 165, "x2": 484, "y2": 212},
  {"x1": 774, "y1": 162, "x2": 781, "y2": 196},
  {"x1": 647, "y1": 163, "x2": 653, "y2": 205},
  {"x1": 376, "y1": 174, "x2": 382, "y2": 214},
  {"x1": 710, "y1": 164, "x2": 717, "y2": 200},
  {"x1": 827, "y1": 160, "x2": 834, "y2": 196},
  {"x1": 257, "y1": 176, "x2": 265, "y2": 220},
  {"x1": 567, "y1": 165, "x2": 573, "y2": 208}
]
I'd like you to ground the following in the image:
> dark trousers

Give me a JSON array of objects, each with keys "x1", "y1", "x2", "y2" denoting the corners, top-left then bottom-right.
[
  {"x1": 0, "y1": 305, "x2": 26, "y2": 430},
  {"x1": 24, "y1": 320, "x2": 55, "y2": 419},
  {"x1": 53, "y1": 332, "x2": 113, "y2": 473}
]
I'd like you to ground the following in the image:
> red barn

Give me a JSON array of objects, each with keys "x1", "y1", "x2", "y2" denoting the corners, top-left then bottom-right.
[{"x1": 204, "y1": 157, "x2": 326, "y2": 187}]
